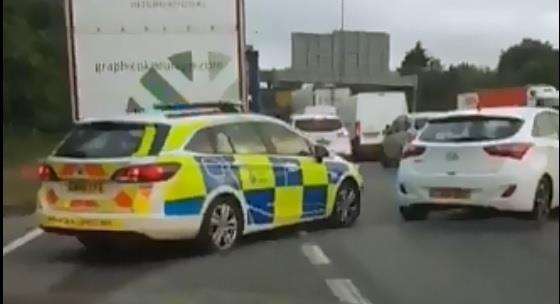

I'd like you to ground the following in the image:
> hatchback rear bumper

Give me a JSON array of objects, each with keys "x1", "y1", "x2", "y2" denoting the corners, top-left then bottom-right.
[
  {"x1": 396, "y1": 171, "x2": 539, "y2": 212},
  {"x1": 36, "y1": 210, "x2": 203, "y2": 240}
]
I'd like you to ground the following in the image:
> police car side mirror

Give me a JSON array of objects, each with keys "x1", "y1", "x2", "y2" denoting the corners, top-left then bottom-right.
[{"x1": 314, "y1": 145, "x2": 329, "y2": 162}]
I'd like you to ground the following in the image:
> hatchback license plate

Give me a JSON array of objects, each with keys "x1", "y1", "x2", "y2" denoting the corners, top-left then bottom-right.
[
  {"x1": 68, "y1": 180, "x2": 104, "y2": 193},
  {"x1": 430, "y1": 188, "x2": 471, "y2": 199}
]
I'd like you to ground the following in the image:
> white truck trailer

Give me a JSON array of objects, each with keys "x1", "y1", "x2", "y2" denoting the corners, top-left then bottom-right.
[{"x1": 65, "y1": 0, "x2": 247, "y2": 121}]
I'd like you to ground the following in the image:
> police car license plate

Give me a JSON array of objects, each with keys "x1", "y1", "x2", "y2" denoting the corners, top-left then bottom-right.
[
  {"x1": 68, "y1": 180, "x2": 104, "y2": 193},
  {"x1": 430, "y1": 188, "x2": 471, "y2": 199},
  {"x1": 45, "y1": 216, "x2": 122, "y2": 230}
]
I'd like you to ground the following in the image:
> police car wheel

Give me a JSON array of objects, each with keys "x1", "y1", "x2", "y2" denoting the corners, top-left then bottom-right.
[
  {"x1": 329, "y1": 181, "x2": 361, "y2": 227},
  {"x1": 198, "y1": 197, "x2": 243, "y2": 252}
]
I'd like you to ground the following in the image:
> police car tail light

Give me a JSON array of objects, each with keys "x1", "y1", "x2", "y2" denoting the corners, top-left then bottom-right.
[
  {"x1": 112, "y1": 163, "x2": 180, "y2": 183},
  {"x1": 483, "y1": 143, "x2": 533, "y2": 160},
  {"x1": 402, "y1": 145, "x2": 426, "y2": 159},
  {"x1": 38, "y1": 164, "x2": 59, "y2": 181}
]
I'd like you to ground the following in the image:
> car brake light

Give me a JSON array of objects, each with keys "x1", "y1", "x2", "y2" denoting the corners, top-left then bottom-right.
[
  {"x1": 38, "y1": 164, "x2": 58, "y2": 181},
  {"x1": 112, "y1": 163, "x2": 180, "y2": 183},
  {"x1": 402, "y1": 145, "x2": 426, "y2": 159},
  {"x1": 483, "y1": 143, "x2": 533, "y2": 160}
]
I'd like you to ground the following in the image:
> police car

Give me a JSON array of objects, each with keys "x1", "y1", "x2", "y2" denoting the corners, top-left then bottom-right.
[{"x1": 37, "y1": 106, "x2": 363, "y2": 251}]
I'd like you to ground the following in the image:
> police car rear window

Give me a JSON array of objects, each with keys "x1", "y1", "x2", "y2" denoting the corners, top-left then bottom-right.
[{"x1": 55, "y1": 122, "x2": 165, "y2": 158}]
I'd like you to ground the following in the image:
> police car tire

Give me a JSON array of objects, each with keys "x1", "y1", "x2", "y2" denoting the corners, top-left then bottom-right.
[
  {"x1": 197, "y1": 196, "x2": 243, "y2": 252},
  {"x1": 329, "y1": 180, "x2": 361, "y2": 228}
]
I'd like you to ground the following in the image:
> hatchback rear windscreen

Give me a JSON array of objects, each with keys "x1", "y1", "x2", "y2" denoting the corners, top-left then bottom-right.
[
  {"x1": 419, "y1": 116, "x2": 523, "y2": 143},
  {"x1": 414, "y1": 118, "x2": 429, "y2": 130},
  {"x1": 295, "y1": 119, "x2": 342, "y2": 132},
  {"x1": 55, "y1": 122, "x2": 164, "y2": 158}
]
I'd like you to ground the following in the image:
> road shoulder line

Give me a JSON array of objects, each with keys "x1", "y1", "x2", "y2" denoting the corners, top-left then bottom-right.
[{"x1": 3, "y1": 228, "x2": 43, "y2": 256}]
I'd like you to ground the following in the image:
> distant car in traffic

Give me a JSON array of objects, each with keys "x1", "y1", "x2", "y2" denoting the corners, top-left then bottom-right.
[
  {"x1": 381, "y1": 112, "x2": 445, "y2": 168},
  {"x1": 37, "y1": 109, "x2": 363, "y2": 252},
  {"x1": 397, "y1": 107, "x2": 559, "y2": 223},
  {"x1": 337, "y1": 92, "x2": 409, "y2": 161},
  {"x1": 291, "y1": 113, "x2": 353, "y2": 159}
]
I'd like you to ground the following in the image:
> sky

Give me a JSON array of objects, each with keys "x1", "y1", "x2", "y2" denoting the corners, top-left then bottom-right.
[{"x1": 246, "y1": 0, "x2": 559, "y2": 70}]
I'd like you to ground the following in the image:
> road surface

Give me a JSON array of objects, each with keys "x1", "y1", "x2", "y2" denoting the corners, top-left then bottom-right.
[{"x1": 3, "y1": 163, "x2": 559, "y2": 304}]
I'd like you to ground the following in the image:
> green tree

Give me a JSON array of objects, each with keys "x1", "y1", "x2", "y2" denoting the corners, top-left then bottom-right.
[
  {"x1": 3, "y1": 0, "x2": 71, "y2": 132},
  {"x1": 399, "y1": 41, "x2": 431, "y2": 75},
  {"x1": 497, "y1": 38, "x2": 559, "y2": 88}
]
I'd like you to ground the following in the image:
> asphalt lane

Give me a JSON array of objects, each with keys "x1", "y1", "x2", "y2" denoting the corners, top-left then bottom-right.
[
  {"x1": 3, "y1": 163, "x2": 559, "y2": 304},
  {"x1": 312, "y1": 163, "x2": 559, "y2": 304}
]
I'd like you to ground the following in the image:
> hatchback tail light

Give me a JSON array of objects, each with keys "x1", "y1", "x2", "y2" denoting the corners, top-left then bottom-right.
[
  {"x1": 112, "y1": 163, "x2": 180, "y2": 183},
  {"x1": 402, "y1": 145, "x2": 426, "y2": 159},
  {"x1": 38, "y1": 164, "x2": 59, "y2": 181},
  {"x1": 483, "y1": 143, "x2": 533, "y2": 160}
]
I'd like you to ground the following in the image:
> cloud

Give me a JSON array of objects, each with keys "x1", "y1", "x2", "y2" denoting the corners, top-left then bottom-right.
[{"x1": 246, "y1": 0, "x2": 559, "y2": 70}]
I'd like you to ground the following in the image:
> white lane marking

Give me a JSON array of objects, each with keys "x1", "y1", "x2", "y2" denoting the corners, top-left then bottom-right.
[
  {"x1": 301, "y1": 243, "x2": 331, "y2": 265},
  {"x1": 3, "y1": 228, "x2": 44, "y2": 256},
  {"x1": 326, "y1": 279, "x2": 373, "y2": 304}
]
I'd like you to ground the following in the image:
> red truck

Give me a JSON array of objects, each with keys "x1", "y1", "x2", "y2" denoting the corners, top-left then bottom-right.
[{"x1": 458, "y1": 85, "x2": 559, "y2": 110}]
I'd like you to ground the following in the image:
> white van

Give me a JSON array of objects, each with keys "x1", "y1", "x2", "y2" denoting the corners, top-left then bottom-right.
[{"x1": 338, "y1": 92, "x2": 409, "y2": 160}]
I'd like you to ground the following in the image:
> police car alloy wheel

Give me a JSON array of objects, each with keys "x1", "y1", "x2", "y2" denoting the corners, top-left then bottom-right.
[
  {"x1": 199, "y1": 197, "x2": 243, "y2": 251},
  {"x1": 330, "y1": 181, "x2": 360, "y2": 227}
]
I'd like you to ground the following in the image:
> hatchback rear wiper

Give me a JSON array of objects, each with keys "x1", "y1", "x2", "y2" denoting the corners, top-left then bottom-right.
[{"x1": 448, "y1": 136, "x2": 494, "y2": 142}]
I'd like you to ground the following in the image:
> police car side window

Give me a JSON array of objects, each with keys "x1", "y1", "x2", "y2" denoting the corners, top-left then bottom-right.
[
  {"x1": 185, "y1": 128, "x2": 215, "y2": 154},
  {"x1": 258, "y1": 122, "x2": 312, "y2": 156},
  {"x1": 222, "y1": 123, "x2": 267, "y2": 154},
  {"x1": 213, "y1": 128, "x2": 234, "y2": 154}
]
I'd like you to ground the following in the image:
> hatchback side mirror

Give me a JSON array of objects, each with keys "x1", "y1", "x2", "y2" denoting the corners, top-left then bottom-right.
[{"x1": 314, "y1": 145, "x2": 329, "y2": 162}]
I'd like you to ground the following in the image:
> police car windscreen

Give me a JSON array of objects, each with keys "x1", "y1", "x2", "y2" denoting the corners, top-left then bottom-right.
[
  {"x1": 420, "y1": 116, "x2": 523, "y2": 143},
  {"x1": 55, "y1": 123, "x2": 145, "y2": 158},
  {"x1": 295, "y1": 119, "x2": 342, "y2": 132}
]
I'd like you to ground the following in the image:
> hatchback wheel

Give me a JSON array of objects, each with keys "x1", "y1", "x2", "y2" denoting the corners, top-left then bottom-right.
[
  {"x1": 198, "y1": 197, "x2": 243, "y2": 252},
  {"x1": 531, "y1": 177, "x2": 552, "y2": 226},
  {"x1": 329, "y1": 181, "x2": 361, "y2": 227},
  {"x1": 400, "y1": 206, "x2": 428, "y2": 221}
]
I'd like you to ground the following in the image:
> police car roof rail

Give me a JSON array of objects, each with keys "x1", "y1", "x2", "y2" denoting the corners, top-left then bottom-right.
[{"x1": 154, "y1": 101, "x2": 242, "y2": 113}]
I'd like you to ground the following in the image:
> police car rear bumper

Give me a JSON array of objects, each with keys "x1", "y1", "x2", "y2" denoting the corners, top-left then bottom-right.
[{"x1": 36, "y1": 210, "x2": 203, "y2": 240}]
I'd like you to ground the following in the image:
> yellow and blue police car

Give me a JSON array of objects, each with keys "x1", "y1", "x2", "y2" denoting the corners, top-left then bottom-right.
[{"x1": 37, "y1": 106, "x2": 363, "y2": 251}]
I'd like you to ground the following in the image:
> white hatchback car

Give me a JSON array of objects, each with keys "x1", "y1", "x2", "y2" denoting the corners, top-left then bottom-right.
[
  {"x1": 291, "y1": 114, "x2": 352, "y2": 159},
  {"x1": 397, "y1": 107, "x2": 559, "y2": 223}
]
